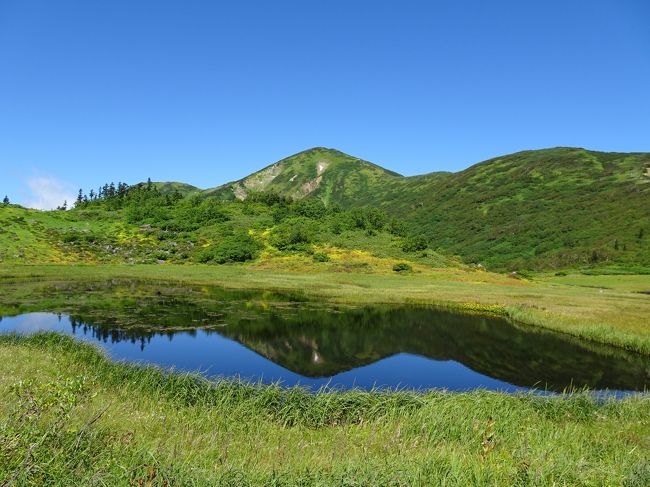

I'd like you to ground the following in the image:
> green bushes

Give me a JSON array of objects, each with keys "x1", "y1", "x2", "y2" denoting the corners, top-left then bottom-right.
[
  {"x1": 294, "y1": 199, "x2": 329, "y2": 220},
  {"x1": 270, "y1": 217, "x2": 318, "y2": 250},
  {"x1": 393, "y1": 262, "x2": 412, "y2": 272},
  {"x1": 6, "y1": 177, "x2": 448, "y2": 266},
  {"x1": 197, "y1": 233, "x2": 260, "y2": 264},
  {"x1": 247, "y1": 191, "x2": 292, "y2": 206},
  {"x1": 124, "y1": 194, "x2": 171, "y2": 224},
  {"x1": 388, "y1": 218, "x2": 408, "y2": 237},
  {"x1": 402, "y1": 235, "x2": 429, "y2": 252},
  {"x1": 125, "y1": 195, "x2": 230, "y2": 232},
  {"x1": 313, "y1": 252, "x2": 330, "y2": 262},
  {"x1": 348, "y1": 207, "x2": 386, "y2": 231}
]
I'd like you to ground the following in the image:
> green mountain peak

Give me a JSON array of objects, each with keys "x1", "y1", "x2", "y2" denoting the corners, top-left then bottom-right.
[{"x1": 204, "y1": 147, "x2": 402, "y2": 204}]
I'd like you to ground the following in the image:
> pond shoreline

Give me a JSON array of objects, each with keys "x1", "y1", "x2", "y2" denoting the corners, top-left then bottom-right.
[{"x1": 1, "y1": 264, "x2": 650, "y2": 355}]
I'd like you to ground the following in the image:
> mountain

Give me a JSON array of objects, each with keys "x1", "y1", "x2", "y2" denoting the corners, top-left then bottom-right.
[
  {"x1": 202, "y1": 146, "x2": 650, "y2": 270},
  {"x1": 1, "y1": 146, "x2": 648, "y2": 271},
  {"x1": 373, "y1": 147, "x2": 650, "y2": 269},
  {"x1": 152, "y1": 181, "x2": 200, "y2": 195},
  {"x1": 203, "y1": 147, "x2": 401, "y2": 206}
]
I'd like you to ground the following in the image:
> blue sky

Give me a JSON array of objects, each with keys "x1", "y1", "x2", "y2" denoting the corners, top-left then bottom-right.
[{"x1": 1, "y1": 0, "x2": 649, "y2": 208}]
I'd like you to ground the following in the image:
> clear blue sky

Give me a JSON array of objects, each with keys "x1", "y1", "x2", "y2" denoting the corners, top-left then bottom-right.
[{"x1": 1, "y1": 0, "x2": 649, "y2": 208}]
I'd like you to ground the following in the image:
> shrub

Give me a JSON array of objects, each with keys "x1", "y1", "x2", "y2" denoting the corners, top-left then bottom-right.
[
  {"x1": 194, "y1": 200, "x2": 229, "y2": 224},
  {"x1": 330, "y1": 220, "x2": 343, "y2": 235},
  {"x1": 270, "y1": 217, "x2": 318, "y2": 251},
  {"x1": 393, "y1": 262, "x2": 412, "y2": 272},
  {"x1": 402, "y1": 235, "x2": 428, "y2": 253},
  {"x1": 313, "y1": 252, "x2": 330, "y2": 262},
  {"x1": 62, "y1": 232, "x2": 81, "y2": 243},
  {"x1": 272, "y1": 207, "x2": 290, "y2": 224},
  {"x1": 388, "y1": 218, "x2": 408, "y2": 237},
  {"x1": 294, "y1": 199, "x2": 328, "y2": 220},
  {"x1": 348, "y1": 207, "x2": 386, "y2": 231},
  {"x1": 247, "y1": 191, "x2": 292, "y2": 206},
  {"x1": 198, "y1": 233, "x2": 260, "y2": 264}
]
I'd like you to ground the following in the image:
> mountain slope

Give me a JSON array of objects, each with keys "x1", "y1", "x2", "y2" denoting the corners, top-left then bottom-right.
[
  {"x1": 376, "y1": 148, "x2": 650, "y2": 270},
  {"x1": 203, "y1": 147, "x2": 401, "y2": 206},
  {"x1": 3, "y1": 147, "x2": 648, "y2": 271},
  {"x1": 202, "y1": 146, "x2": 650, "y2": 270}
]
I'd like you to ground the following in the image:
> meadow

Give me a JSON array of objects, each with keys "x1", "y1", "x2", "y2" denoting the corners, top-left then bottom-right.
[{"x1": 1, "y1": 333, "x2": 648, "y2": 486}]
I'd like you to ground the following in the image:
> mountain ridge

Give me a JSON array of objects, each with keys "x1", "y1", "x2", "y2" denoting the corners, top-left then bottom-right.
[
  {"x1": 194, "y1": 145, "x2": 650, "y2": 269},
  {"x1": 3, "y1": 146, "x2": 648, "y2": 271},
  {"x1": 151, "y1": 145, "x2": 650, "y2": 201}
]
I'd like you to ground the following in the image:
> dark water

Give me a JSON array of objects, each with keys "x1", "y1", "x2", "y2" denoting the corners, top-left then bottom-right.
[{"x1": 0, "y1": 281, "x2": 648, "y2": 393}]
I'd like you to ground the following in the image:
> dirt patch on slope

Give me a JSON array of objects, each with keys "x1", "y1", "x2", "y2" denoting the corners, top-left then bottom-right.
[{"x1": 300, "y1": 176, "x2": 323, "y2": 196}]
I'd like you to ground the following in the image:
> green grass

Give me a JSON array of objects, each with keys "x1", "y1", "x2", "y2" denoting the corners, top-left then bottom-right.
[{"x1": 1, "y1": 333, "x2": 648, "y2": 486}]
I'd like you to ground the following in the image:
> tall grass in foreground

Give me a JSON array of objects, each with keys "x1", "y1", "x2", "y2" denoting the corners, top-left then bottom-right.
[{"x1": 0, "y1": 333, "x2": 649, "y2": 486}]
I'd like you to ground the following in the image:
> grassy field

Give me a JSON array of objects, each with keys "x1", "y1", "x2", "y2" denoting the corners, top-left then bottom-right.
[
  {"x1": 1, "y1": 264, "x2": 650, "y2": 355},
  {"x1": 0, "y1": 333, "x2": 648, "y2": 486}
]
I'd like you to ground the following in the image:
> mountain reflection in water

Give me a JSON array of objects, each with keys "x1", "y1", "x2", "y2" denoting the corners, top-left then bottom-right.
[{"x1": 1, "y1": 280, "x2": 648, "y2": 393}]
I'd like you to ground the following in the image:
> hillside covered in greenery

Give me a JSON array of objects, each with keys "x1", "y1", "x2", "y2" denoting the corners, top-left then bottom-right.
[
  {"x1": 2, "y1": 146, "x2": 649, "y2": 271},
  {"x1": 0, "y1": 180, "x2": 450, "y2": 272},
  {"x1": 206, "y1": 147, "x2": 650, "y2": 270}
]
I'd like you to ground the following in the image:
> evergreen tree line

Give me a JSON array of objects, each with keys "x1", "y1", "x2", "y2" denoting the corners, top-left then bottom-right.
[{"x1": 72, "y1": 178, "x2": 156, "y2": 209}]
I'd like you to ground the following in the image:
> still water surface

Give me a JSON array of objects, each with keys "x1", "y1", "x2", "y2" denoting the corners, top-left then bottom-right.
[{"x1": 1, "y1": 280, "x2": 648, "y2": 393}]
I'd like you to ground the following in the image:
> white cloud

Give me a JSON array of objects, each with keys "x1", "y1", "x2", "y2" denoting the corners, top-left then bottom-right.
[{"x1": 25, "y1": 176, "x2": 76, "y2": 210}]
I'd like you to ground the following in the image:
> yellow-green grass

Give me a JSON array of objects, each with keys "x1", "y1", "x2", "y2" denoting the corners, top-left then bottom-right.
[
  {"x1": 1, "y1": 334, "x2": 648, "y2": 486},
  {"x1": 0, "y1": 205, "x2": 148, "y2": 264},
  {"x1": 1, "y1": 264, "x2": 650, "y2": 355}
]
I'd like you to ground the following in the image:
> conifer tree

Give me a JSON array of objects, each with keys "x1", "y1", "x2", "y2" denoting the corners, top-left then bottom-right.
[{"x1": 2, "y1": 195, "x2": 8, "y2": 205}]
